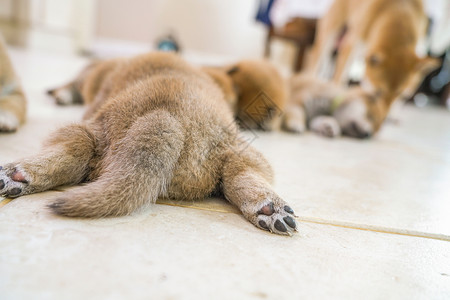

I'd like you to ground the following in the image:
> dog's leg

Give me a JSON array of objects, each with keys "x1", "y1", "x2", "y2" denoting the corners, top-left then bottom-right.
[
  {"x1": 0, "y1": 37, "x2": 27, "y2": 132},
  {"x1": 48, "y1": 110, "x2": 184, "y2": 218},
  {"x1": 333, "y1": 31, "x2": 357, "y2": 84},
  {"x1": 307, "y1": 0, "x2": 346, "y2": 78},
  {"x1": 309, "y1": 116, "x2": 341, "y2": 138},
  {"x1": 221, "y1": 144, "x2": 297, "y2": 235},
  {"x1": 47, "y1": 60, "x2": 101, "y2": 106},
  {"x1": 282, "y1": 104, "x2": 306, "y2": 133},
  {"x1": 0, "y1": 93, "x2": 26, "y2": 132},
  {"x1": 0, "y1": 124, "x2": 96, "y2": 197},
  {"x1": 47, "y1": 82, "x2": 82, "y2": 105}
]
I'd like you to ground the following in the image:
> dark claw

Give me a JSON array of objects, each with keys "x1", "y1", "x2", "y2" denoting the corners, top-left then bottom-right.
[
  {"x1": 283, "y1": 216, "x2": 296, "y2": 229},
  {"x1": 274, "y1": 219, "x2": 287, "y2": 232},
  {"x1": 258, "y1": 220, "x2": 269, "y2": 230},
  {"x1": 284, "y1": 205, "x2": 294, "y2": 214},
  {"x1": 258, "y1": 202, "x2": 274, "y2": 216},
  {"x1": 0, "y1": 179, "x2": 4, "y2": 190},
  {"x1": 8, "y1": 187, "x2": 22, "y2": 197}
]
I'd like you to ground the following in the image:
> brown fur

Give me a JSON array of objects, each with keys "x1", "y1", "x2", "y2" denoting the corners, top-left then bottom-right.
[
  {"x1": 308, "y1": 0, "x2": 439, "y2": 103},
  {"x1": 203, "y1": 60, "x2": 287, "y2": 131},
  {"x1": 0, "y1": 36, "x2": 26, "y2": 132},
  {"x1": 1, "y1": 52, "x2": 297, "y2": 235},
  {"x1": 283, "y1": 73, "x2": 388, "y2": 138},
  {"x1": 201, "y1": 66, "x2": 237, "y2": 111}
]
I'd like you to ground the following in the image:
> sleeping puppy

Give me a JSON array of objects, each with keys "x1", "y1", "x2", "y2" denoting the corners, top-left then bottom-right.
[
  {"x1": 283, "y1": 74, "x2": 387, "y2": 139},
  {"x1": 1, "y1": 52, "x2": 297, "y2": 235},
  {"x1": 202, "y1": 60, "x2": 287, "y2": 131},
  {"x1": 0, "y1": 36, "x2": 26, "y2": 132}
]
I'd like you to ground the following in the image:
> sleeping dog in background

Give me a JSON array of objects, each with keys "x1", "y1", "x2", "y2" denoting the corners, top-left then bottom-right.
[
  {"x1": 0, "y1": 36, "x2": 26, "y2": 132},
  {"x1": 3, "y1": 52, "x2": 298, "y2": 235},
  {"x1": 202, "y1": 60, "x2": 287, "y2": 131},
  {"x1": 51, "y1": 59, "x2": 288, "y2": 132},
  {"x1": 282, "y1": 74, "x2": 387, "y2": 139}
]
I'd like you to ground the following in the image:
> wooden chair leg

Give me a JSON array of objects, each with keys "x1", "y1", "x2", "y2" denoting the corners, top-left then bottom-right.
[
  {"x1": 294, "y1": 44, "x2": 306, "y2": 72},
  {"x1": 265, "y1": 26, "x2": 274, "y2": 57}
]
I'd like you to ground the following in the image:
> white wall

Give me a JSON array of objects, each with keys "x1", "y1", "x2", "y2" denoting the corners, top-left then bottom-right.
[{"x1": 95, "y1": 0, "x2": 267, "y2": 59}]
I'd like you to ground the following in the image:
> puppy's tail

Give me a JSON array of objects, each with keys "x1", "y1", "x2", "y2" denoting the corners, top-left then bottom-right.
[{"x1": 48, "y1": 110, "x2": 184, "y2": 218}]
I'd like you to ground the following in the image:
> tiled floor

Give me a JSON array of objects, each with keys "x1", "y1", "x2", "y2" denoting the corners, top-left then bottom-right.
[{"x1": 1, "y1": 48, "x2": 450, "y2": 299}]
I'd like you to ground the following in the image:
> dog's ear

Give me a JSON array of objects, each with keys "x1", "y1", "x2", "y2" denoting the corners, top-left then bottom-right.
[
  {"x1": 415, "y1": 56, "x2": 440, "y2": 76},
  {"x1": 227, "y1": 65, "x2": 240, "y2": 75},
  {"x1": 367, "y1": 53, "x2": 384, "y2": 67}
]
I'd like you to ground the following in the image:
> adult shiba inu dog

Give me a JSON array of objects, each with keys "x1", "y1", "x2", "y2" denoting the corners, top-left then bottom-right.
[
  {"x1": 202, "y1": 60, "x2": 287, "y2": 131},
  {"x1": 0, "y1": 36, "x2": 26, "y2": 132},
  {"x1": 308, "y1": 0, "x2": 439, "y2": 103},
  {"x1": 283, "y1": 74, "x2": 387, "y2": 139},
  {"x1": 1, "y1": 52, "x2": 297, "y2": 235}
]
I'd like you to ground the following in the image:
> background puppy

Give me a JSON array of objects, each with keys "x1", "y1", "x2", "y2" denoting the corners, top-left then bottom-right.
[
  {"x1": 201, "y1": 66, "x2": 238, "y2": 111},
  {"x1": 0, "y1": 36, "x2": 26, "y2": 132},
  {"x1": 203, "y1": 60, "x2": 287, "y2": 131},
  {"x1": 1, "y1": 52, "x2": 297, "y2": 235},
  {"x1": 283, "y1": 74, "x2": 387, "y2": 139},
  {"x1": 308, "y1": 0, "x2": 439, "y2": 103}
]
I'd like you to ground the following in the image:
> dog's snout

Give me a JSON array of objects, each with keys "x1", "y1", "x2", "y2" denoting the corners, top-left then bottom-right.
[
  {"x1": 349, "y1": 122, "x2": 371, "y2": 139},
  {"x1": 360, "y1": 132, "x2": 371, "y2": 139}
]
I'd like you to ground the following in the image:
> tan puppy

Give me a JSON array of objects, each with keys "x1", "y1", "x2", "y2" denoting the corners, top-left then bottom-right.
[
  {"x1": 203, "y1": 60, "x2": 287, "y2": 131},
  {"x1": 308, "y1": 0, "x2": 438, "y2": 103},
  {"x1": 201, "y1": 66, "x2": 238, "y2": 112},
  {"x1": 1, "y1": 52, "x2": 297, "y2": 235},
  {"x1": 283, "y1": 74, "x2": 388, "y2": 139},
  {"x1": 0, "y1": 36, "x2": 26, "y2": 132}
]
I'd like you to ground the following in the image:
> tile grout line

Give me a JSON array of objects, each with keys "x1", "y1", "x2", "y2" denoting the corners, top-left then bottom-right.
[
  {"x1": 156, "y1": 203, "x2": 450, "y2": 242},
  {"x1": 0, "y1": 198, "x2": 13, "y2": 208},
  {"x1": 2, "y1": 198, "x2": 449, "y2": 242},
  {"x1": 297, "y1": 216, "x2": 450, "y2": 242}
]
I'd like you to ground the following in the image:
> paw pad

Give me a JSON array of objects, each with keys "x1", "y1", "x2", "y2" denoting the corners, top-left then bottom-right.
[
  {"x1": 0, "y1": 165, "x2": 29, "y2": 198},
  {"x1": 8, "y1": 187, "x2": 22, "y2": 196},
  {"x1": 274, "y1": 219, "x2": 287, "y2": 232},
  {"x1": 255, "y1": 199, "x2": 298, "y2": 235},
  {"x1": 11, "y1": 170, "x2": 27, "y2": 183},
  {"x1": 258, "y1": 202, "x2": 274, "y2": 215}
]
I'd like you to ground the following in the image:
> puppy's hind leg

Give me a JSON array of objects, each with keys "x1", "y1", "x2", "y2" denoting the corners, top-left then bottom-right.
[
  {"x1": 47, "y1": 61, "x2": 101, "y2": 105},
  {"x1": 49, "y1": 110, "x2": 184, "y2": 218},
  {"x1": 47, "y1": 82, "x2": 82, "y2": 105},
  {"x1": 0, "y1": 124, "x2": 97, "y2": 197},
  {"x1": 221, "y1": 144, "x2": 297, "y2": 235}
]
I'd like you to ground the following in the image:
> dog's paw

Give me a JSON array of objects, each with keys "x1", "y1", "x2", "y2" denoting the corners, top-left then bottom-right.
[
  {"x1": 283, "y1": 118, "x2": 306, "y2": 134},
  {"x1": 310, "y1": 116, "x2": 341, "y2": 138},
  {"x1": 0, "y1": 111, "x2": 20, "y2": 133},
  {"x1": 282, "y1": 107, "x2": 306, "y2": 134},
  {"x1": 0, "y1": 165, "x2": 30, "y2": 198},
  {"x1": 47, "y1": 86, "x2": 76, "y2": 105},
  {"x1": 244, "y1": 194, "x2": 298, "y2": 236}
]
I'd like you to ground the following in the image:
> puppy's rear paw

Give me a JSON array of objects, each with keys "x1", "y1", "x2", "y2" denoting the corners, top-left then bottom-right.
[
  {"x1": 47, "y1": 86, "x2": 78, "y2": 105},
  {"x1": 244, "y1": 195, "x2": 298, "y2": 236},
  {"x1": 0, "y1": 165, "x2": 30, "y2": 198},
  {"x1": 0, "y1": 111, "x2": 20, "y2": 133}
]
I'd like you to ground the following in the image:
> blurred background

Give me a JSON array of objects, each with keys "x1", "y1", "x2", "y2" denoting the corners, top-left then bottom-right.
[{"x1": 0, "y1": 0, "x2": 449, "y2": 107}]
